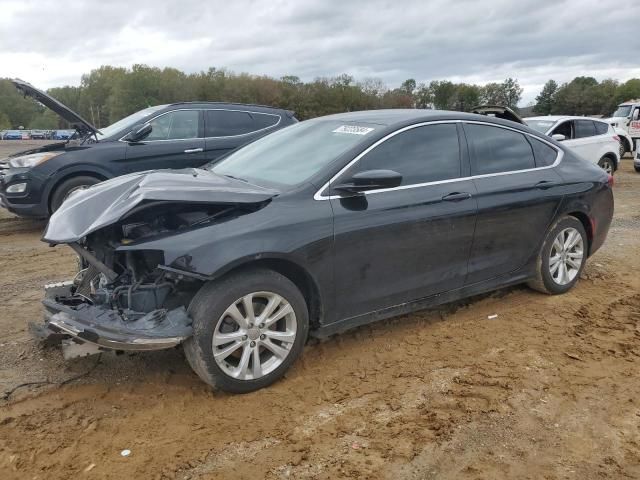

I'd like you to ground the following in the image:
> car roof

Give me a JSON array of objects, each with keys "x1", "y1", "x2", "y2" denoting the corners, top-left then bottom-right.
[
  {"x1": 526, "y1": 115, "x2": 608, "y2": 124},
  {"x1": 313, "y1": 109, "x2": 525, "y2": 127}
]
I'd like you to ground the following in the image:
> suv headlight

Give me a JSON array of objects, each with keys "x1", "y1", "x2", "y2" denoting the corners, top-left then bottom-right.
[{"x1": 8, "y1": 151, "x2": 62, "y2": 169}]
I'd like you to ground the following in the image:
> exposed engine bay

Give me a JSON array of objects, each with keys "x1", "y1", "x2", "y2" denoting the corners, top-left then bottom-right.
[{"x1": 37, "y1": 201, "x2": 260, "y2": 358}]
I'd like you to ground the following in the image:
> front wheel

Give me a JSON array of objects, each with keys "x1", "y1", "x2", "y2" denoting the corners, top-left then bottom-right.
[
  {"x1": 50, "y1": 175, "x2": 101, "y2": 213},
  {"x1": 528, "y1": 216, "x2": 588, "y2": 295},
  {"x1": 619, "y1": 141, "x2": 626, "y2": 159},
  {"x1": 183, "y1": 268, "x2": 309, "y2": 393}
]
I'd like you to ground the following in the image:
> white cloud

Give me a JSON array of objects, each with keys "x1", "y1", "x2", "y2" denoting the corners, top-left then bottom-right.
[{"x1": 0, "y1": 0, "x2": 639, "y2": 105}]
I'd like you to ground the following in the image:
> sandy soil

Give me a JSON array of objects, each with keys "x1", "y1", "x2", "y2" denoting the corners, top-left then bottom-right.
[{"x1": 0, "y1": 141, "x2": 639, "y2": 479}]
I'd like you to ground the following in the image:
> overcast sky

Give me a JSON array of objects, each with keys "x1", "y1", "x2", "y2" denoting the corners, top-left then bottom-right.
[{"x1": 1, "y1": 0, "x2": 639, "y2": 105}]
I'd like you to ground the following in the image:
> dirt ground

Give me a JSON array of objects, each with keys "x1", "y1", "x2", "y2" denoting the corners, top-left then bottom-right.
[{"x1": 0, "y1": 140, "x2": 639, "y2": 479}]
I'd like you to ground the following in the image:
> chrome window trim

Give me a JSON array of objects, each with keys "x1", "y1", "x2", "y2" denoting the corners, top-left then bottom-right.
[
  {"x1": 313, "y1": 119, "x2": 563, "y2": 201},
  {"x1": 117, "y1": 107, "x2": 281, "y2": 143},
  {"x1": 203, "y1": 108, "x2": 282, "y2": 139},
  {"x1": 118, "y1": 108, "x2": 201, "y2": 143}
]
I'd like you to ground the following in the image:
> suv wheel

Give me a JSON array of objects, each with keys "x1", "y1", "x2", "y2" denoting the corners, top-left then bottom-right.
[
  {"x1": 598, "y1": 156, "x2": 614, "y2": 175},
  {"x1": 528, "y1": 216, "x2": 588, "y2": 295},
  {"x1": 50, "y1": 175, "x2": 101, "y2": 213},
  {"x1": 619, "y1": 141, "x2": 626, "y2": 159},
  {"x1": 184, "y1": 268, "x2": 309, "y2": 393}
]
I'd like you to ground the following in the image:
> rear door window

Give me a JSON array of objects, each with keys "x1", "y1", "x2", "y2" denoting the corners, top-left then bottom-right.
[
  {"x1": 346, "y1": 123, "x2": 461, "y2": 186},
  {"x1": 574, "y1": 120, "x2": 596, "y2": 138},
  {"x1": 465, "y1": 124, "x2": 535, "y2": 175},
  {"x1": 205, "y1": 110, "x2": 280, "y2": 137}
]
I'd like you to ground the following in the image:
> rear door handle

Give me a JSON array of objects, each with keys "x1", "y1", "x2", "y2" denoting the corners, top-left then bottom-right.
[
  {"x1": 184, "y1": 148, "x2": 204, "y2": 154},
  {"x1": 441, "y1": 192, "x2": 472, "y2": 202},
  {"x1": 534, "y1": 180, "x2": 555, "y2": 189}
]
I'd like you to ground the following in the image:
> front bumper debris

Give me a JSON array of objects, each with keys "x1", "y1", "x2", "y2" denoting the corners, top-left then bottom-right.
[{"x1": 37, "y1": 282, "x2": 193, "y2": 353}]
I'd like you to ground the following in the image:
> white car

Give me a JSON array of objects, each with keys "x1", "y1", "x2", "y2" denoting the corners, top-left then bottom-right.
[{"x1": 524, "y1": 116, "x2": 620, "y2": 175}]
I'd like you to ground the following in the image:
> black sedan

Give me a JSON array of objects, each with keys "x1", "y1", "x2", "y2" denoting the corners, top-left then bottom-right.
[
  {"x1": 37, "y1": 109, "x2": 614, "y2": 393},
  {"x1": 0, "y1": 79, "x2": 297, "y2": 217}
]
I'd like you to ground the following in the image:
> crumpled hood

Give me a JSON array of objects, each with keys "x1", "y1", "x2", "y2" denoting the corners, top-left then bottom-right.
[{"x1": 42, "y1": 169, "x2": 278, "y2": 243}]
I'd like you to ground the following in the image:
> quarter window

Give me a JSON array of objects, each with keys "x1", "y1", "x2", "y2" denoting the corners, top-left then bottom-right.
[
  {"x1": 574, "y1": 120, "x2": 596, "y2": 138},
  {"x1": 145, "y1": 110, "x2": 200, "y2": 141},
  {"x1": 529, "y1": 137, "x2": 558, "y2": 167},
  {"x1": 345, "y1": 124, "x2": 461, "y2": 186},
  {"x1": 465, "y1": 124, "x2": 535, "y2": 175},
  {"x1": 205, "y1": 110, "x2": 280, "y2": 137},
  {"x1": 594, "y1": 121, "x2": 608, "y2": 135}
]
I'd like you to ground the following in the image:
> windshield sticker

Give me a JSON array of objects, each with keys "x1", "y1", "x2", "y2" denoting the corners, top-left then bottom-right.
[{"x1": 332, "y1": 125, "x2": 375, "y2": 135}]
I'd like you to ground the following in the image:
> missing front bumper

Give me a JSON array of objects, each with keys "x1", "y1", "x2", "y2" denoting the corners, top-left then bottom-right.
[{"x1": 37, "y1": 283, "x2": 193, "y2": 353}]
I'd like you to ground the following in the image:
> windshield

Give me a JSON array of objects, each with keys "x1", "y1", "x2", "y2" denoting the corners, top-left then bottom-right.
[
  {"x1": 210, "y1": 120, "x2": 378, "y2": 189},
  {"x1": 96, "y1": 105, "x2": 167, "y2": 139},
  {"x1": 612, "y1": 105, "x2": 632, "y2": 118},
  {"x1": 524, "y1": 119, "x2": 556, "y2": 134}
]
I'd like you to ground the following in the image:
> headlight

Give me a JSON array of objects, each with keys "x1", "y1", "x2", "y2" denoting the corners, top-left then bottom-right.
[{"x1": 8, "y1": 152, "x2": 62, "y2": 169}]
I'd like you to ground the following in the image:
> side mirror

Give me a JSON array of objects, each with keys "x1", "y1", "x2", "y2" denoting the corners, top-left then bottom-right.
[
  {"x1": 551, "y1": 133, "x2": 566, "y2": 141},
  {"x1": 334, "y1": 169, "x2": 402, "y2": 194},
  {"x1": 127, "y1": 123, "x2": 152, "y2": 142}
]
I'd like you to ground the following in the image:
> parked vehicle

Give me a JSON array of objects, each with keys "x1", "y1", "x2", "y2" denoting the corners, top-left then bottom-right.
[
  {"x1": 604, "y1": 100, "x2": 640, "y2": 157},
  {"x1": 473, "y1": 106, "x2": 620, "y2": 174},
  {"x1": 2, "y1": 130, "x2": 23, "y2": 140},
  {"x1": 35, "y1": 109, "x2": 614, "y2": 392},
  {"x1": 524, "y1": 116, "x2": 620, "y2": 174},
  {"x1": 0, "y1": 79, "x2": 297, "y2": 218},
  {"x1": 52, "y1": 130, "x2": 75, "y2": 140},
  {"x1": 30, "y1": 130, "x2": 47, "y2": 139}
]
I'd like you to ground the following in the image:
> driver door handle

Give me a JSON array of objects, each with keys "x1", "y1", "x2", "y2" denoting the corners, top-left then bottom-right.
[
  {"x1": 184, "y1": 148, "x2": 204, "y2": 154},
  {"x1": 442, "y1": 192, "x2": 472, "y2": 202}
]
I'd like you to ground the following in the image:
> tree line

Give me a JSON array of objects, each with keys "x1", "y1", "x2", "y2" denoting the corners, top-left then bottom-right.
[
  {"x1": 1, "y1": 64, "x2": 639, "y2": 130},
  {"x1": 533, "y1": 77, "x2": 640, "y2": 116}
]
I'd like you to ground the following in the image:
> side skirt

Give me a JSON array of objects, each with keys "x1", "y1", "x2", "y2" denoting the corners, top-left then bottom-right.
[{"x1": 311, "y1": 269, "x2": 533, "y2": 339}]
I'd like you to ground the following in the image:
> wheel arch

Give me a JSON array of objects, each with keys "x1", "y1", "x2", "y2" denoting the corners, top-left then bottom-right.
[
  {"x1": 566, "y1": 211, "x2": 593, "y2": 255},
  {"x1": 214, "y1": 257, "x2": 324, "y2": 330},
  {"x1": 47, "y1": 170, "x2": 110, "y2": 213}
]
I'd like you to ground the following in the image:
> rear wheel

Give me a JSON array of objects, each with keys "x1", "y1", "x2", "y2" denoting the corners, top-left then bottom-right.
[
  {"x1": 50, "y1": 175, "x2": 101, "y2": 213},
  {"x1": 598, "y1": 156, "x2": 614, "y2": 175},
  {"x1": 183, "y1": 268, "x2": 309, "y2": 393},
  {"x1": 528, "y1": 216, "x2": 588, "y2": 295},
  {"x1": 619, "y1": 140, "x2": 627, "y2": 159}
]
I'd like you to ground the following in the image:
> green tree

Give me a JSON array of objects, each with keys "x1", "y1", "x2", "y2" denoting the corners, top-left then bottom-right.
[
  {"x1": 533, "y1": 80, "x2": 558, "y2": 115},
  {"x1": 0, "y1": 112, "x2": 10, "y2": 129}
]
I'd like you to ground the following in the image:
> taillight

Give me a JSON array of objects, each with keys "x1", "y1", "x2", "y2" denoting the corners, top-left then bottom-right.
[
  {"x1": 613, "y1": 135, "x2": 620, "y2": 142},
  {"x1": 607, "y1": 174, "x2": 614, "y2": 187}
]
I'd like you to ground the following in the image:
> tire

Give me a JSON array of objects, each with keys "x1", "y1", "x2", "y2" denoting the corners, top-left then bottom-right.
[
  {"x1": 50, "y1": 175, "x2": 101, "y2": 213},
  {"x1": 183, "y1": 268, "x2": 309, "y2": 393},
  {"x1": 635, "y1": 166, "x2": 640, "y2": 173},
  {"x1": 619, "y1": 141, "x2": 626, "y2": 159},
  {"x1": 528, "y1": 216, "x2": 588, "y2": 295},
  {"x1": 598, "y1": 156, "x2": 615, "y2": 175}
]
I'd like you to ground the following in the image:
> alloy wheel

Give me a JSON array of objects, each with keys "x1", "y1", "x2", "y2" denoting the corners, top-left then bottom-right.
[
  {"x1": 212, "y1": 291, "x2": 297, "y2": 380},
  {"x1": 549, "y1": 227, "x2": 584, "y2": 285}
]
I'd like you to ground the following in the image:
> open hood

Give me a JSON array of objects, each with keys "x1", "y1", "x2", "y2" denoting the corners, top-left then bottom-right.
[
  {"x1": 42, "y1": 169, "x2": 278, "y2": 243},
  {"x1": 12, "y1": 79, "x2": 100, "y2": 136},
  {"x1": 471, "y1": 105, "x2": 525, "y2": 125}
]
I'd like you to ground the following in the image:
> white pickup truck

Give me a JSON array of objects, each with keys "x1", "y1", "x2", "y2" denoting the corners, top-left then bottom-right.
[{"x1": 604, "y1": 101, "x2": 640, "y2": 158}]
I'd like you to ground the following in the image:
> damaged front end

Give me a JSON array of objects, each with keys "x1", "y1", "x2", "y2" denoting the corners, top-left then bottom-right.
[{"x1": 35, "y1": 169, "x2": 278, "y2": 358}]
